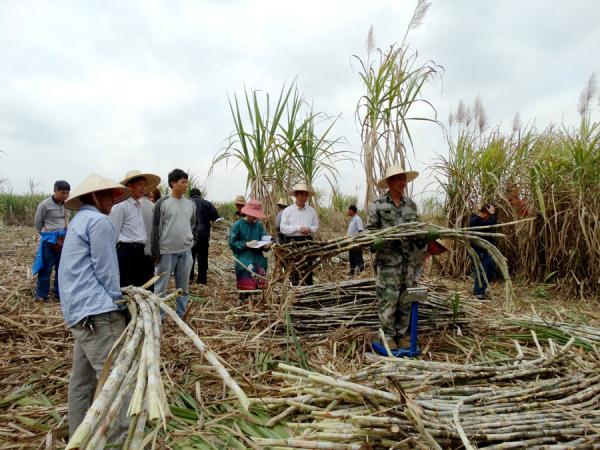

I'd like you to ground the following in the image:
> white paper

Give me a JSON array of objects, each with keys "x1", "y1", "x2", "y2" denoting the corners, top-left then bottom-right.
[{"x1": 247, "y1": 240, "x2": 271, "y2": 249}]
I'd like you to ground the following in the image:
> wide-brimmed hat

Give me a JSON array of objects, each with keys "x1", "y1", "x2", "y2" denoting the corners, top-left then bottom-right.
[
  {"x1": 65, "y1": 173, "x2": 132, "y2": 211},
  {"x1": 436, "y1": 238, "x2": 453, "y2": 253},
  {"x1": 120, "y1": 170, "x2": 161, "y2": 192},
  {"x1": 240, "y1": 199, "x2": 266, "y2": 219},
  {"x1": 234, "y1": 195, "x2": 246, "y2": 205},
  {"x1": 377, "y1": 165, "x2": 419, "y2": 189},
  {"x1": 276, "y1": 197, "x2": 288, "y2": 207},
  {"x1": 289, "y1": 183, "x2": 315, "y2": 196}
]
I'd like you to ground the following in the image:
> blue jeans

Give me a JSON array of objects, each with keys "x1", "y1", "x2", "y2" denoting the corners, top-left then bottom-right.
[
  {"x1": 155, "y1": 250, "x2": 193, "y2": 318},
  {"x1": 36, "y1": 243, "x2": 61, "y2": 299},
  {"x1": 473, "y1": 249, "x2": 496, "y2": 296}
]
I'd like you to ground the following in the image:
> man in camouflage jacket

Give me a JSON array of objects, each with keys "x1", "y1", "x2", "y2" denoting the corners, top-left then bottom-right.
[{"x1": 367, "y1": 166, "x2": 425, "y2": 350}]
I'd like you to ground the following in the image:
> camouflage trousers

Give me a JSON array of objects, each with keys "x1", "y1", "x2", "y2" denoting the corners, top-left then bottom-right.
[{"x1": 375, "y1": 265, "x2": 416, "y2": 339}]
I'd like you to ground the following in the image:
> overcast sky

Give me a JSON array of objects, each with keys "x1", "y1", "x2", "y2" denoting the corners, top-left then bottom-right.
[{"x1": 1, "y1": 0, "x2": 598, "y2": 205}]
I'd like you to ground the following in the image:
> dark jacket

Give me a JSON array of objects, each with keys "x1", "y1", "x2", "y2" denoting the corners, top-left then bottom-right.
[
  {"x1": 191, "y1": 195, "x2": 220, "y2": 239},
  {"x1": 469, "y1": 213, "x2": 497, "y2": 248}
]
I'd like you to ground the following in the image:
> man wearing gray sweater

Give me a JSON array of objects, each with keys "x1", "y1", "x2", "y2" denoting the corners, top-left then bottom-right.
[
  {"x1": 33, "y1": 180, "x2": 70, "y2": 301},
  {"x1": 151, "y1": 169, "x2": 196, "y2": 318}
]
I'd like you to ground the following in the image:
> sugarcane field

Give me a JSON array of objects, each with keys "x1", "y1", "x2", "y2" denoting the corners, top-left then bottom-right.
[{"x1": 2, "y1": 1, "x2": 600, "y2": 449}]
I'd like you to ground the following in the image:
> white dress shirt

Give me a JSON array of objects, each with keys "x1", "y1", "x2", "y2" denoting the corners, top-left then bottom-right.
[
  {"x1": 280, "y1": 203, "x2": 319, "y2": 237},
  {"x1": 109, "y1": 197, "x2": 147, "y2": 243},
  {"x1": 347, "y1": 214, "x2": 364, "y2": 236}
]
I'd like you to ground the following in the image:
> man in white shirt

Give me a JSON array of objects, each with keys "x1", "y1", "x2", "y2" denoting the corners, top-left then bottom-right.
[
  {"x1": 280, "y1": 183, "x2": 319, "y2": 285},
  {"x1": 347, "y1": 204, "x2": 365, "y2": 275},
  {"x1": 109, "y1": 170, "x2": 160, "y2": 287}
]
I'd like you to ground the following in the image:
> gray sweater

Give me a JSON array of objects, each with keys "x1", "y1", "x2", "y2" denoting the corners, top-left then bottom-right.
[
  {"x1": 151, "y1": 196, "x2": 196, "y2": 257},
  {"x1": 34, "y1": 196, "x2": 68, "y2": 231}
]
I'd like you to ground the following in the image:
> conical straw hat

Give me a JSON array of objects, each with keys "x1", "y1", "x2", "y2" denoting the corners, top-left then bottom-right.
[
  {"x1": 276, "y1": 197, "x2": 289, "y2": 207},
  {"x1": 120, "y1": 170, "x2": 161, "y2": 192},
  {"x1": 65, "y1": 173, "x2": 132, "y2": 211},
  {"x1": 377, "y1": 165, "x2": 419, "y2": 189}
]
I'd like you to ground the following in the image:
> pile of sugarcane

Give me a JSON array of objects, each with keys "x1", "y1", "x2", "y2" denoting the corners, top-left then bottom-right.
[
  {"x1": 287, "y1": 279, "x2": 480, "y2": 335},
  {"x1": 65, "y1": 286, "x2": 250, "y2": 450},
  {"x1": 508, "y1": 314, "x2": 600, "y2": 351},
  {"x1": 274, "y1": 221, "x2": 512, "y2": 305},
  {"x1": 252, "y1": 337, "x2": 600, "y2": 449}
]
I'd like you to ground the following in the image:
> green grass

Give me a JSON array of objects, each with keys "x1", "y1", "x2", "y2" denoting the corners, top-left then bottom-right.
[{"x1": 0, "y1": 192, "x2": 46, "y2": 226}]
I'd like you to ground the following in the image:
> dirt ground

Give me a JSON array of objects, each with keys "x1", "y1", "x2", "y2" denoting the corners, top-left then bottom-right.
[{"x1": 1, "y1": 225, "x2": 599, "y2": 448}]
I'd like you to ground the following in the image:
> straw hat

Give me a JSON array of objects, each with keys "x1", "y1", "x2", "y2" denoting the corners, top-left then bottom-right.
[
  {"x1": 240, "y1": 199, "x2": 266, "y2": 219},
  {"x1": 290, "y1": 183, "x2": 315, "y2": 196},
  {"x1": 120, "y1": 170, "x2": 161, "y2": 192},
  {"x1": 436, "y1": 238, "x2": 453, "y2": 253},
  {"x1": 276, "y1": 197, "x2": 288, "y2": 207},
  {"x1": 377, "y1": 165, "x2": 419, "y2": 189},
  {"x1": 234, "y1": 195, "x2": 246, "y2": 206},
  {"x1": 65, "y1": 173, "x2": 132, "y2": 211}
]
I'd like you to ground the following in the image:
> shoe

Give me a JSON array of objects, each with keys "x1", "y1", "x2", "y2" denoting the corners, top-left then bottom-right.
[
  {"x1": 386, "y1": 338, "x2": 398, "y2": 350},
  {"x1": 474, "y1": 294, "x2": 485, "y2": 300},
  {"x1": 396, "y1": 335, "x2": 411, "y2": 349},
  {"x1": 36, "y1": 297, "x2": 48, "y2": 304}
]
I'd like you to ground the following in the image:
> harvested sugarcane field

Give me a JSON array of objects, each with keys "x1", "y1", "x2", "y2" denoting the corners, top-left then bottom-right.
[{"x1": 2, "y1": 1, "x2": 600, "y2": 449}]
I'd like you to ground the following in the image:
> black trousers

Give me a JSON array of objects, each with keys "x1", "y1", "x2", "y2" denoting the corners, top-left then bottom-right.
[
  {"x1": 190, "y1": 236, "x2": 210, "y2": 284},
  {"x1": 348, "y1": 248, "x2": 365, "y2": 275},
  {"x1": 287, "y1": 236, "x2": 313, "y2": 286},
  {"x1": 116, "y1": 243, "x2": 152, "y2": 288}
]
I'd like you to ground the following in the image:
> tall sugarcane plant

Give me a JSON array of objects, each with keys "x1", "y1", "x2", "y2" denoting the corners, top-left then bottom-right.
[
  {"x1": 211, "y1": 82, "x2": 345, "y2": 226},
  {"x1": 434, "y1": 74, "x2": 600, "y2": 295},
  {"x1": 356, "y1": 0, "x2": 441, "y2": 210}
]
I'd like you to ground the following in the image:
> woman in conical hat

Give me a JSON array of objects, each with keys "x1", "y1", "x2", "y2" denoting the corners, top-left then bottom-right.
[{"x1": 228, "y1": 199, "x2": 270, "y2": 297}]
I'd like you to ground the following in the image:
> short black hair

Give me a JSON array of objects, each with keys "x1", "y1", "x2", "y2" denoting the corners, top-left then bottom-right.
[
  {"x1": 189, "y1": 188, "x2": 201, "y2": 197},
  {"x1": 348, "y1": 204, "x2": 358, "y2": 213},
  {"x1": 168, "y1": 169, "x2": 188, "y2": 188},
  {"x1": 54, "y1": 180, "x2": 70, "y2": 191}
]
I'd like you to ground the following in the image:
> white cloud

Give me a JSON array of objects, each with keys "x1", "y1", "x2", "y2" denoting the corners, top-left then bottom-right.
[{"x1": 0, "y1": 0, "x2": 598, "y2": 208}]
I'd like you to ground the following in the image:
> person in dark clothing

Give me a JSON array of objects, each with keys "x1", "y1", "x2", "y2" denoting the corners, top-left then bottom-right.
[
  {"x1": 189, "y1": 188, "x2": 220, "y2": 284},
  {"x1": 469, "y1": 203, "x2": 498, "y2": 299}
]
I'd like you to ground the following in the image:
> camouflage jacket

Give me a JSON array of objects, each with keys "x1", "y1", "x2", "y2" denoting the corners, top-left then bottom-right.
[{"x1": 367, "y1": 192, "x2": 423, "y2": 269}]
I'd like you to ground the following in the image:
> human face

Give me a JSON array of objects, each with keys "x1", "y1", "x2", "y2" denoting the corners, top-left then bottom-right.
[
  {"x1": 245, "y1": 215, "x2": 257, "y2": 223},
  {"x1": 347, "y1": 208, "x2": 355, "y2": 217},
  {"x1": 387, "y1": 174, "x2": 407, "y2": 195},
  {"x1": 171, "y1": 178, "x2": 188, "y2": 197},
  {"x1": 94, "y1": 190, "x2": 120, "y2": 215},
  {"x1": 54, "y1": 189, "x2": 70, "y2": 203},
  {"x1": 127, "y1": 179, "x2": 147, "y2": 199},
  {"x1": 295, "y1": 191, "x2": 309, "y2": 207},
  {"x1": 236, "y1": 203, "x2": 244, "y2": 212}
]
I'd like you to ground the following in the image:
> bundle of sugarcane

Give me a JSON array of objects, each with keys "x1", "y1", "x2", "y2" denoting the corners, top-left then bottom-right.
[
  {"x1": 287, "y1": 279, "x2": 480, "y2": 335},
  {"x1": 65, "y1": 286, "x2": 249, "y2": 450},
  {"x1": 274, "y1": 221, "x2": 512, "y2": 305},
  {"x1": 253, "y1": 337, "x2": 600, "y2": 449},
  {"x1": 508, "y1": 314, "x2": 600, "y2": 351}
]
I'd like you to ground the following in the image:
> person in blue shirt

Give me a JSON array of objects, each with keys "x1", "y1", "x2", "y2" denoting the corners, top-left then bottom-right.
[
  {"x1": 58, "y1": 173, "x2": 132, "y2": 445},
  {"x1": 469, "y1": 203, "x2": 498, "y2": 299}
]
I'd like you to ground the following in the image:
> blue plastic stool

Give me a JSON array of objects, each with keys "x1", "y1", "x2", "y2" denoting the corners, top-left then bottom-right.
[{"x1": 372, "y1": 287, "x2": 426, "y2": 358}]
